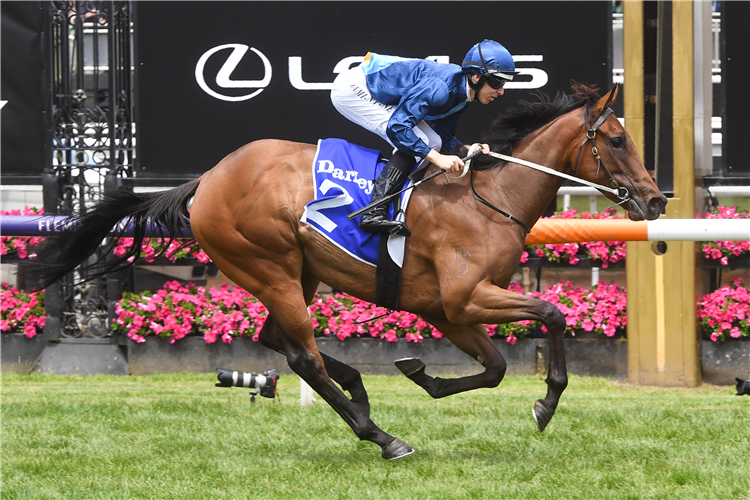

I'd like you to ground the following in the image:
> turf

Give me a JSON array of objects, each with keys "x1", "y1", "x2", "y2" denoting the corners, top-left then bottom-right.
[{"x1": 1, "y1": 373, "x2": 748, "y2": 499}]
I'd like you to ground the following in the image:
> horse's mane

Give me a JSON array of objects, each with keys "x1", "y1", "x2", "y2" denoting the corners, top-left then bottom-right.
[{"x1": 467, "y1": 82, "x2": 602, "y2": 170}]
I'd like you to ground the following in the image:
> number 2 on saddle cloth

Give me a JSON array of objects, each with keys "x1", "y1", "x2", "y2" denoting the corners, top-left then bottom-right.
[{"x1": 300, "y1": 138, "x2": 410, "y2": 310}]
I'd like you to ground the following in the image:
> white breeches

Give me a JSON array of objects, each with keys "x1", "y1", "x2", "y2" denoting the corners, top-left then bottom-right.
[{"x1": 330, "y1": 67, "x2": 442, "y2": 157}]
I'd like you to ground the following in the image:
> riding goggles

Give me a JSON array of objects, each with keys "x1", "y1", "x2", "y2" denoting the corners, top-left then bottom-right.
[{"x1": 486, "y1": 75, "x2": 508, "y2": 90}]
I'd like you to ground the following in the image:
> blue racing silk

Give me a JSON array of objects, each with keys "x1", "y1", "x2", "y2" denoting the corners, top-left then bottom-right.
[{"x1": 361, "y1": 53, "x2": 471, "y2": 158}]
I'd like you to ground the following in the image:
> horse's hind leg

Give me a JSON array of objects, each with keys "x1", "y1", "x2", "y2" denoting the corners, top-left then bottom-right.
[
  {"x1": 269, "y1": 297, "x2": 410, "y2": 458},
  {"x1": 396, "y1": 320, "x2": 507, "y2": 398},
  {"x1": 256, "y1": 272, "x2": 370, "y2": 416},
  {"x1": 226, "y1": 265, "x2": 402, "y2": 458},
  {"x1": 319, "y1": 352, "x2": 370, "y2": 417},
  {"x1": 258, "y1": 317, "x2": 370, "y2": 416}
]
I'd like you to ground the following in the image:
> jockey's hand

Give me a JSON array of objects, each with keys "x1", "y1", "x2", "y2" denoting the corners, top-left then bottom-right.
[{"x1": 426, "y1": 150, "x2": 464, "y2": 174}]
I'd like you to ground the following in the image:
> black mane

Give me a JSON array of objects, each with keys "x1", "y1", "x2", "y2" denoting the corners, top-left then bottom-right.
[{"x1": 468, "y1": 82, "x2": 602, "y2": 170}]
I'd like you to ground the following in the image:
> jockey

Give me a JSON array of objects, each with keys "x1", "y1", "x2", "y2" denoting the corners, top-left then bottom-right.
[{"x1": 331, "y1": 39, "x2": 518, "y2": 236}]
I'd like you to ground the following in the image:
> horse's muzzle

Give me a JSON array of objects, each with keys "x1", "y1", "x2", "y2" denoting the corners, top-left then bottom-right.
[{"x1": 647, "y1": 194, "x2": 668, "y2": 220}]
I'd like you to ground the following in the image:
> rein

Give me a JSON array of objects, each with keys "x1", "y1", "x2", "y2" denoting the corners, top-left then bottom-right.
[
  {"x1": 467, "y1": 103, "x2": 633, "y2": 232},
  {"x1": 469, "y1": 167, "x2": 532, "y2": 233}
]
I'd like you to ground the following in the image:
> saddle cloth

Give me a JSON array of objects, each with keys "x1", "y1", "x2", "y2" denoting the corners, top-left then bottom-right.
[{"x1": 300, "y1": 138, "x2": 413, "y2": 268}]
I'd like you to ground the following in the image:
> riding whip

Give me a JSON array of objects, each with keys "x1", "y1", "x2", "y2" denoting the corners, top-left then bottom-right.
[{"x1": 346, "y1": 149, "x2": 484, "y2": 221}]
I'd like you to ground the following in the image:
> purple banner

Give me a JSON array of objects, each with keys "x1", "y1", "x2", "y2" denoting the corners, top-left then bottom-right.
[{"x1": 0, "y1": 216, "x2": 194, "y2": 238}]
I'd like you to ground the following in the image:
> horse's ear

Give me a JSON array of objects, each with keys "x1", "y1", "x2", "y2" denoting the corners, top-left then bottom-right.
[{"x1": 595, "y1": 84, "x2": 619, "y2": 114}]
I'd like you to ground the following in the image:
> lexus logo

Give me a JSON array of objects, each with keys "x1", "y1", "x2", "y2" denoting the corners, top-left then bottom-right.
[
  {"x1": 195, "y1": 44, "x2": 272, "y2": 102},
  {"x1": 196, "y1": 44, "x2": 549, "y2": 102}
]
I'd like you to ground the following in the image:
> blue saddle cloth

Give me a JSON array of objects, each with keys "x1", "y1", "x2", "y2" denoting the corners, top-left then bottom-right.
[{"x1": 300, "y1": 138, "x2": 412, "y2": 267}]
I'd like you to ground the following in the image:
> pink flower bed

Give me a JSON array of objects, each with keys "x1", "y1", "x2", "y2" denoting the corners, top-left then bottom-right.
[
  {"x1": 308, "y1": 293, "x2": 439, "y2": 343},
  {"x1": 110, "y1": 280, "x2": 629, "y2": 345},
  {"x1": 504, "y1": 281, "x2": 628, "y2": 338},
  {"x1": 700, "y1": 206, "x2": 750, "y2": 266},
  {"x1": 698, "y1": 278, "x2": 749, "y2": 342},
  {"x1": 7, "y1": 278, "x2": 749, "y2": 343},
  {"x1": 0, "y1": 283, "x2": 46, "y2": 337},
  {"x1": 113, "y1": 282, "x2": 267, "y2": 344}
]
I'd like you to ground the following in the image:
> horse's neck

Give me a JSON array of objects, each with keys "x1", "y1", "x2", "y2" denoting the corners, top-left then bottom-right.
[{"x1": 492, "y1": 117, "x2": 578, "y2": 227}]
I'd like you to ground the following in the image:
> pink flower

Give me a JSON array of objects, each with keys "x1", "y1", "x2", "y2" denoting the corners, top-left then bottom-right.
[
  {"x1": 23, "y1": 322, "x2": 37, "y2": 338},
  {"x1": 381, "y1": 329, "x2": 398, "y2": 342},
  {"x1": 128, "y1": 329, "x2": 146, "y2": 343},
  {"x1": 405, "y1": 332, "x2": 424, "y2": 343}
]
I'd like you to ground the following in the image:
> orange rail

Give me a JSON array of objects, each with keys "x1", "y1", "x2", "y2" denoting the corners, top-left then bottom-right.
[{"x1": 525, "y1": 219, "x2": 649, "y2": 244}]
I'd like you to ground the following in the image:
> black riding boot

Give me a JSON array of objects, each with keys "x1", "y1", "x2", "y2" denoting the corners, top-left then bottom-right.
[{"x1": 359, "y1": 151, "x2": 416, "y2": 237}]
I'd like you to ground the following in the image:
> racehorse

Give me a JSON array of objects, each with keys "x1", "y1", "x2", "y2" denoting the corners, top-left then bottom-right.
[{"x1": 21, "y1": 84, "x2": 667, "y2": 460}]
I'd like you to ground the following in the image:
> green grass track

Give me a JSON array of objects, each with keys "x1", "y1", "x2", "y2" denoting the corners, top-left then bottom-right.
[{"x1": 2, "y1": 373, "x2": 748, "y2": 499}]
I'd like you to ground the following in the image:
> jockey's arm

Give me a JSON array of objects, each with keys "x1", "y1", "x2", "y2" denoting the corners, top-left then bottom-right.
[
  {"x1": 385, "y1": 83, "x2": 451, "y2": 158},
  {"x1": 387, "y1": 84, "x2": 488, "y2": 174},
  {"x1": 429, "y1": 111, "x2": 465, "y2": 153}
]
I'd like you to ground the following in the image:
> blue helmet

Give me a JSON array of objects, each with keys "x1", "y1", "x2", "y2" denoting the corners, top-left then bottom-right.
[{"x1": 462, "y1": 39, "x2": 518, "y2": 80}]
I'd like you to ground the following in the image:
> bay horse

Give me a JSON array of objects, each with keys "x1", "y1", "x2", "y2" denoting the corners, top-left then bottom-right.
[{"x1": 22, "y1": 84, "x2": 666, "y2": 460}]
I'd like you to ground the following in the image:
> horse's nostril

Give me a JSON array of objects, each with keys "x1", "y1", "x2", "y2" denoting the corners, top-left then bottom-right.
[
  {"x1": 649, "y1": 196, "x2": 668, "y2": 208},
  {"x1": 648, "y1": 196, "x2": 667, "y2": 215}
]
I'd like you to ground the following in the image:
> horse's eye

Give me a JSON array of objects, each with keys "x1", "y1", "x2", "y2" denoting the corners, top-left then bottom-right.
[{"x1": 611, "y1": 137, "x2": 625, "y2": 149}]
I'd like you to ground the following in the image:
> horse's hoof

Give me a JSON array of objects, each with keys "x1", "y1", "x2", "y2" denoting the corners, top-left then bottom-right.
[
  {"x1": 532, "y1": 399, "x2": 555, "y2": 432},
  {"x1": 394, "y1": 358, "x2": 425, "y2": 378},
  {"x1": 381, "y1": 438, "x2": 415, "y2": 460}
]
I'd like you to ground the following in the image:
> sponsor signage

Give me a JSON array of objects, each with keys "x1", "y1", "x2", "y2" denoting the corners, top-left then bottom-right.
[
  {"x1": 135, "y1": 1, "x2": 609, "y2": 178},
  {"x1": 0, "y1": 1, "x2": 51, "y2": 183}
]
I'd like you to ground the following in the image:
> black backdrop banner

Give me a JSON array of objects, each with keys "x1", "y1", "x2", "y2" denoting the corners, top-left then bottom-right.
[
  {"x1": 1, "y1": 1, "x2": 50, "y2": 183},
  {"x1": 135, "y1": 1, "x2": 609, "y2": 178}
]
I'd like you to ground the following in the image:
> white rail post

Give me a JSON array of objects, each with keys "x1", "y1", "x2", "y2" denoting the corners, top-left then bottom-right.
[{"x1": 300, "y1": 378, "x2": 316, "y2": 406}]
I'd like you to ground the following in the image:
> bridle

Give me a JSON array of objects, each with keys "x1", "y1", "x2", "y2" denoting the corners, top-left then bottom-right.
[
  {"x1": 573, "y1": 102, "x2": 630, "y2": 202},
  {"x1": 468, "y1": 102, "x2": 633, "y2": 233}
]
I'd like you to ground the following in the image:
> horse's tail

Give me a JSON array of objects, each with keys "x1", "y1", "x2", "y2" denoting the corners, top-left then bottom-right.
[{"x1": 19, "y1": 178, "x2": 202, "y2": 290}]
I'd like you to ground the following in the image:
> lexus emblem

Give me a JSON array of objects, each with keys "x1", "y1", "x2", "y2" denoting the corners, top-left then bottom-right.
[{"x1": 195, "y1": 44, "x2": 272, "y2": 102}]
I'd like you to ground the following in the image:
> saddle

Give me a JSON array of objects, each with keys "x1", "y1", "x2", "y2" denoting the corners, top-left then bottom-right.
[{"x1": 300, "y1": 138, "x2": 412, "y2": 310}]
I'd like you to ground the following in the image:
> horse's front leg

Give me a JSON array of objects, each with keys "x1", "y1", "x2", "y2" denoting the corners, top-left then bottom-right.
[
  {"x1": 396, "y1": 320, "x2": 507, "y2": 398},
  {"x1": 446, "y1": 281, "x2": 568, "y2": 431}
]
